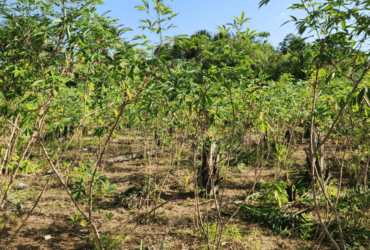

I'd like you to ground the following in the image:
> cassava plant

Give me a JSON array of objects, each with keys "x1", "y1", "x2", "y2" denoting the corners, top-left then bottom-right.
[
  {"x1": 259, "y1": 0, "x2": 370, "y2": 249},
  {"x1": 0, "y1": 0, "x2": 157, "y2": 249}
]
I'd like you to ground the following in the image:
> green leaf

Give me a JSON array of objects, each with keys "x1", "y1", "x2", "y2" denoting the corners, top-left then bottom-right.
[
  {"x1": 258, "y1": 0, "x2": 271, "y2": 8},
  {"x1": 367, "y1": 90, "x2": 370, "y2": 103},
  {"x1": 261, "y1": 122, "x2": 266, "y2": 133},
  {"x1": 22, "y1": 126, "x2": 37, "y2": 136},
  {"x1": 325, "y1": 73, "x2": 332, "y2": 84},
  {"x1": 93, "y1": 126, "x2": 109, "y2": 137},
  {"x1": 358, "y1": 88, "x2": 365, "y2": 105}
]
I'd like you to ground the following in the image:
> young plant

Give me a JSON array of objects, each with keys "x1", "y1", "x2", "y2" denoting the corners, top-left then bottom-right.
[
  {"x1": 135, "y1": 0, "x2": 179, "y2": 47},
  {"x1": 259, "y1": 181, "x2": 289, "y2": 207}
]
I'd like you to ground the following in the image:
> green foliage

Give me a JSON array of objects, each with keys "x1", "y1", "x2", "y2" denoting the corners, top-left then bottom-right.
[
  {"x1": 69, "y1": 213, "x2": 87, "y2": 227},
  {"x1": 0, "y1": 213, "x2": 6, "y2": 229},
  {"x1": 134, "y1": 0, "x2": 178, "y2": 47},
  {"x1": 92, "y1": 233, "x2": 127, "y2": 250},
  {"x1": 226, "y1": 11, "x2": 251, "y2": 37},
  {"x1": 69, "y1": 162, "x2": 89, "y2": 182},
  {"x1": 259, "y1": 181, "x2": 289, "y2": 207},
  {"x1": 184, "y1": 169, "x2": 190, "y2": 186},
  {"x1": 234, "y1": 204, "x2": 316, "y2": 240},
  {"x1": 318, "y1": 180, "x2": 338, "y2": 204},
  {"x1": 19, "y1": 160, "x2": 38, "y2": 174},
  {"x1": 69, "y1": 214, "x2": 83, "y2": 224},
  {"x1": 277, "y1": 33, "x2": 307, "y2": 54},
  {"x1": 70, "y1": 166, "x2": 117, "y2": 202},
  {"x1": 139, "y1": 211, "x2": 168, "y2": 226},
  {"x1": 230, "y1": 148, "x2": 256, "y2": 167},
  {"x1": 198, "y1": 223, "x2": 245, "y2": 249},
  {"x1": 338, "y1": 188, "x2": 370, "y2": 230},
  {"x1": 105, "y1": 212, "x2": 114, "y2": 220},
  {"x1": 1, "y1": 0, "x2": 370, "y2": 249}
]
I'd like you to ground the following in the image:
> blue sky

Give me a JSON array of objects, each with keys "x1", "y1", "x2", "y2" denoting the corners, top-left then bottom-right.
[{"x1": 95, "y1": 0, "x2": 307, "y2": 48}]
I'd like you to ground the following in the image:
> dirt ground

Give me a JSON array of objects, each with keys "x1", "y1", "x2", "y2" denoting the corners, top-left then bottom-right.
[{"x1": 0, "y1": 136, "x2": 330, "y2": 250}]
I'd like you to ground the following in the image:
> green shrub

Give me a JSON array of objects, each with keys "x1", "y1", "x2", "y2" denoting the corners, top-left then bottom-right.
[{"x1": 259, "y1": 181, "x2": 288, "y2": 207}]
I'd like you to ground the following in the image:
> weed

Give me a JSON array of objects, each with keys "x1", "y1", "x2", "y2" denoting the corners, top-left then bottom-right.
[
  {"x1": 178, "y1": 203, "x2": 194, "y2": 207},
  {"x1": 69, "y1": 213, "x2": 87, "y2": 227},
  {"x1": 246, "y1": 238, "x2": 262, "y2": 249},
  {"x1": 2, "y1": 181, "x2": 9, "y2": 192},
  {"x1": 199, "y1": 223, "x2": 245, "y2": 249},
  {"x1": 83, "y1": 137, "x2": 99, "y2": 147},
  {"x1": 80, "y1": 220, "x2": 87, "y2": 227},
  {"x1": 0, "y1": 213, "x2": 6, "y2": 229},
  {"x1": 259, "y1": 181, "x2": 288, "y2": 207},
  {"x1": 228, "y1": 174, "x2": 236, "y2": 182},
  {"x1": 19, "y1": 160, "x2": 39, "y2": 174},
  {"x1": 139, "y1": 211, "x2": 168, "y2": 225},
  {"x1": 92, "y1": 233, "x2": 127, "y2": 250},
  {"x1": 69, "y1": 214, "x2": 82, "y2": 223},
  {"x1": 184, "y1": 170, "x2": 190, "y2": 186},
  {"x1": 105, "y1": 212, "x2": 114, "y2": 220},
  {"x1": 231, "y1": 204, "x2": 316, "y2": 239},
  {"x1": 70, "y1": 169, "x2": 117, "y2": 201}
]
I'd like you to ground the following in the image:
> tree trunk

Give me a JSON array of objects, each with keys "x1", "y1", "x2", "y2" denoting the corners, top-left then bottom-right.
[
  {"x1": 306, "y1": 129, "x2": 327, "y2": 183},
  {"x1": 1, "y1": 115, "x2": 19, "y2": 175},
  {"x1": 198, "y1": 140, "x2": 223, "y2": 198},
  {"x1": 315, "y1": 131, "x2": 326, "y2": 180}
]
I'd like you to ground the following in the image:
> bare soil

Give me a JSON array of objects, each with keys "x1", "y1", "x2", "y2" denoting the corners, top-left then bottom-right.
[{"x1": 0, "y1": 136, "x2": 331, "y2": 250}]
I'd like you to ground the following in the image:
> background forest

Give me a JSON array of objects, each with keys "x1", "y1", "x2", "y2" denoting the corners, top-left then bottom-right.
[{"x1": 0, "y1": 0, "x2": 370, "y2": 249}]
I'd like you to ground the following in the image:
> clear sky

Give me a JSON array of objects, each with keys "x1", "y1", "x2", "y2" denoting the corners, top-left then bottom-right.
[{"x1": 95, "y1": 0, "x2": 307, "y2": 48}]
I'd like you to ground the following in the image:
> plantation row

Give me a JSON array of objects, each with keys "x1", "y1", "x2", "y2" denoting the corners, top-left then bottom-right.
[{"x1": 0, "y1": 0, "x2": 370, "y2": 249}]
